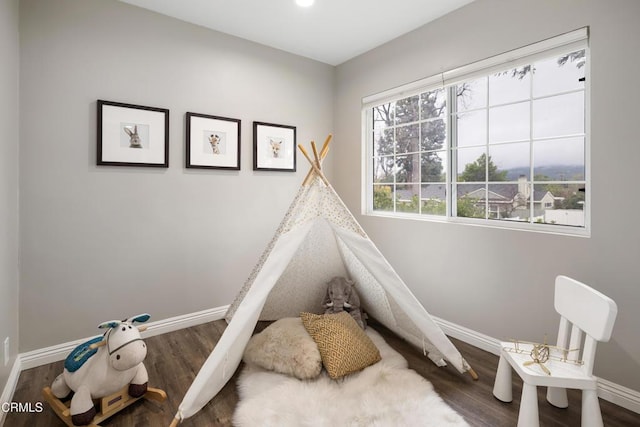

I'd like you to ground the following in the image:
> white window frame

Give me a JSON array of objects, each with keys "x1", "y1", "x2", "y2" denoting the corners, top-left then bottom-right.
[{"x1": 362, "y1": 28, "x2": 590, "y2": 237}]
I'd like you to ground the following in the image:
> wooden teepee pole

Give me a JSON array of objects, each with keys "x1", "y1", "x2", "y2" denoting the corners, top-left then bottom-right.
[
  {"x1": 301, "y1": 134, "x2": 332, "y2": 186},
  {"x1": 311, "y1": 140, "x2": 320, "y2": 165},
  {"x1": 298, "y1": 144, "x2": 330, "y2": 187},
  {"x1": 468, "y1": 367, "x2": 479, "y2": 381}
]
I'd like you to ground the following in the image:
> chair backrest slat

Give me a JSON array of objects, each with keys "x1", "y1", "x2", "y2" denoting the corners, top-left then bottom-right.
[
  {"x1": 582, "y1": 336, "x2": 598, "y2": 375},
  {"x1": 554, "y1": 276, "x2": 617, "y2": 342},
  {"x1": 555, "y1": 316, "x2": 571, "y2": 349},
  {"x1": 568, "y1": 323, "x2": 583, "y2": 355}
]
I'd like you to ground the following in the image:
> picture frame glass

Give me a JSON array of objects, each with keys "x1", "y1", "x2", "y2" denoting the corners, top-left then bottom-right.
[
  {"x1": 98, "y1": 101, "x2": 168, "y2": 167},
  {"x1": 255, "y1": 123, "x2": 296, "y2": 171},
  {"x1": 188, "y1": 115, "x2": 240, "y2": 169}
]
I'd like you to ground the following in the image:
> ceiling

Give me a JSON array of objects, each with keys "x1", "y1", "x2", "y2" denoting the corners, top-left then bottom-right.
[{"x1": 120, "y1": 0, "x2": 474, "y2": 66}]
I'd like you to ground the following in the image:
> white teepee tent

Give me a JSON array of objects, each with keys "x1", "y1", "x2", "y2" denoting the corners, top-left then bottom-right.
[{"x1": 169, "y1": 137, "x2": 476, "y2": 426}]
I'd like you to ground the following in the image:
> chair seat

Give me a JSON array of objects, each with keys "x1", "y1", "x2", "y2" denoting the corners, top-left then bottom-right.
[{"x1": 499, "y1": 341, "x2": 597, "y2": 390}]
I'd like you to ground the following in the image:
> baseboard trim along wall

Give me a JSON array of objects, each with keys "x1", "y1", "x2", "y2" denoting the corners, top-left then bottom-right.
[
  {"x1": 19, "y1": 305, "x2": 229, "y2": 371},
  {"x1": 0, "y1": 355, "x2": 22, "y2": 427},
  {"x1": 597, "y1": 377, "x2": 640, "y2": 415},
  {"x1": 2, "y1": 307, "x2": 638, "y2": 418},
  {"x1": 433, "y1": 315, "x2": 502, "y2": 356}
]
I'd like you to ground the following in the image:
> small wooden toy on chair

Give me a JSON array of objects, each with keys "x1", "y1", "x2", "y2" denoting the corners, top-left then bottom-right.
[{"x1": 42, "y1": 314, "x2": 167, "y2": 426}]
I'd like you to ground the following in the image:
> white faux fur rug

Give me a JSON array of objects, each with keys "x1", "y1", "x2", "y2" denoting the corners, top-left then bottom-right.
[{"x1": 233, "y1": 328, "x2": 469, "y2": 427}]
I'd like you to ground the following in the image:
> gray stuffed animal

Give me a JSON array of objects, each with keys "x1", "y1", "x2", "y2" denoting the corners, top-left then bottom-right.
[{"x1": 322, "y1": 277, "x2": 366, "y2": 329}]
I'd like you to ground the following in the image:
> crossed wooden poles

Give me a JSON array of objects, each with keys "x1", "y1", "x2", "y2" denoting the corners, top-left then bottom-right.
[{"x1": 298, "y1": 134, "x2": 332, "y2": 187}]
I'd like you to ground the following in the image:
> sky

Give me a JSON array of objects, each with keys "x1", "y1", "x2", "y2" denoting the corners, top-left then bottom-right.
[{"x1": 455, "y1": 50, "x2": 586, "y2": 173}]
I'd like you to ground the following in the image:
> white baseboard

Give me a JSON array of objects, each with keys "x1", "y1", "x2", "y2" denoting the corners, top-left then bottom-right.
[
  {"x1": 597, "y1": 376, "x2": 640, "y2": 414},
  {"x1": 20, "y1": 305, "x2": 229, "y2": 371},
  {"x1": 432, "y1": 315, "x2": 640, "y2": 414},
  {"x1": 141, "y1": 305, "x2": 229, "y2": 339},
  {"x1": 433, "y1": 315, "x2": 502, "y2": 356},
  {"x1": 0, "y1": 355, "x2": 22, "y2": 427}
]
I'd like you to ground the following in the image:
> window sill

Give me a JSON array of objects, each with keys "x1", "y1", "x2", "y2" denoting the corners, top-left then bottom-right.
[{"x1": 363, "y1": 210, "x2": 590, "y2": 238}]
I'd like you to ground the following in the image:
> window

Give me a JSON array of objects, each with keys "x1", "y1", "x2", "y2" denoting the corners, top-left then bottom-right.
[{"x1": 363, "y1": 29, "x2": 589, "y2": 235}]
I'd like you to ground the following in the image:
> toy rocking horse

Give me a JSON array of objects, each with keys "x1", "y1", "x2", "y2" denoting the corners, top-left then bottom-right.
[{"x1": 42, "y1": 314, "x2": 167, "y2": 426}]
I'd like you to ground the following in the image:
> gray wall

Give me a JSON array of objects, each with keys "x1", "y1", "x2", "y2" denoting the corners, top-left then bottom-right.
[
  {"x1": 0, "y1": 0, "x2": 20, "y2": 395},
  {"x1": 18, "y1": 0, "x2": 334, "y2": 350},
  {"x1": 334, "y1": 0, "x2": 640, "y2": 390}
]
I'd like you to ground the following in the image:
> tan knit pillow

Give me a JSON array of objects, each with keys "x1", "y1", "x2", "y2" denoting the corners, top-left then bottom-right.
[{"x1": 300, "y1": 311, "x2": 381, "y2": 379}]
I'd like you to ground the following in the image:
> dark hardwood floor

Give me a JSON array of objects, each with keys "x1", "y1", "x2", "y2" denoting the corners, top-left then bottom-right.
[{"x1": 4, "y1": 319, "x2": 639, "y2": 426}]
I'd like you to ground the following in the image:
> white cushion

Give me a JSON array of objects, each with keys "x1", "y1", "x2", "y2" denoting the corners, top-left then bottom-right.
[{"x1": 243, "y1": 317, "x2": 322, "y2": 380}]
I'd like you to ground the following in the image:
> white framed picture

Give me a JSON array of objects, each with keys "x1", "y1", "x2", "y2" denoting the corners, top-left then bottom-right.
[
  {"x1": 186, "y1": 112, "x2": 241, "y2": 170},
  {"x1": 97, "y1": 100, "x2": 169, "y2": 167},
  {"x1": 253, "y1": 121, "x2": 296, "y2": 172}
]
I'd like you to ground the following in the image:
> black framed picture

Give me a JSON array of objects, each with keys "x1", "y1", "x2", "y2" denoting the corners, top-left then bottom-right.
[
  {"x1": 253, "y1": 121, "x2": 296, "y2": 171},
  {"x1": 97, "y1": 100, "x2": 169, "y2": 167},
  {"x1": 186, "y1": 112, "x2": 241, "y2": 170}
]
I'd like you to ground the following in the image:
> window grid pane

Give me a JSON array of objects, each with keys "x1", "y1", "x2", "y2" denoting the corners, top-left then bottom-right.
[
  {"x1": 367, "y1": 46, "x2": 587, "y2": 232},
  {"x1": 371, "y1": 88, "x2": 449, "y2": 216}
]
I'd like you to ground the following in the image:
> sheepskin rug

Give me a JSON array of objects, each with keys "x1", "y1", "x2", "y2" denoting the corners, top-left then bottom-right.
[{"x1": 233, "y1": 328, "x2": 469, "y2": 427}]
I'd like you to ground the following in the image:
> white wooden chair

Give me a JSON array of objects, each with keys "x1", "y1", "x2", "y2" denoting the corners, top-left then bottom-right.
[{"x1": 492, "y1": 275, "x2": 618, "y2": 427}]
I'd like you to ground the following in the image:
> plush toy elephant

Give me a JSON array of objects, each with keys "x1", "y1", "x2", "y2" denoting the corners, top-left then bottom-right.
[{"x1": 322, "y1": 277, "x2": 366, "y2": 329}]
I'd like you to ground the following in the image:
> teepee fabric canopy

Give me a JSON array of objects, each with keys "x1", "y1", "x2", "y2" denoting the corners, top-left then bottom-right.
[{"x1": 170, "y1": 137, "x2": 475, "y2": 426}]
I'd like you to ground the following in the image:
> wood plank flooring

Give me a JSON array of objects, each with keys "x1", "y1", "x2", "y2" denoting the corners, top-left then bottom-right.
[{"x1": 4, "y1": 319, "x2": 639, "y2": 426}]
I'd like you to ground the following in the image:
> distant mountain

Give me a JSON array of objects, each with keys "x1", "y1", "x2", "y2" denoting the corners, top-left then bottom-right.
[{"x1": 505, "y1": 165, "x2": 584, "y2": 181}]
